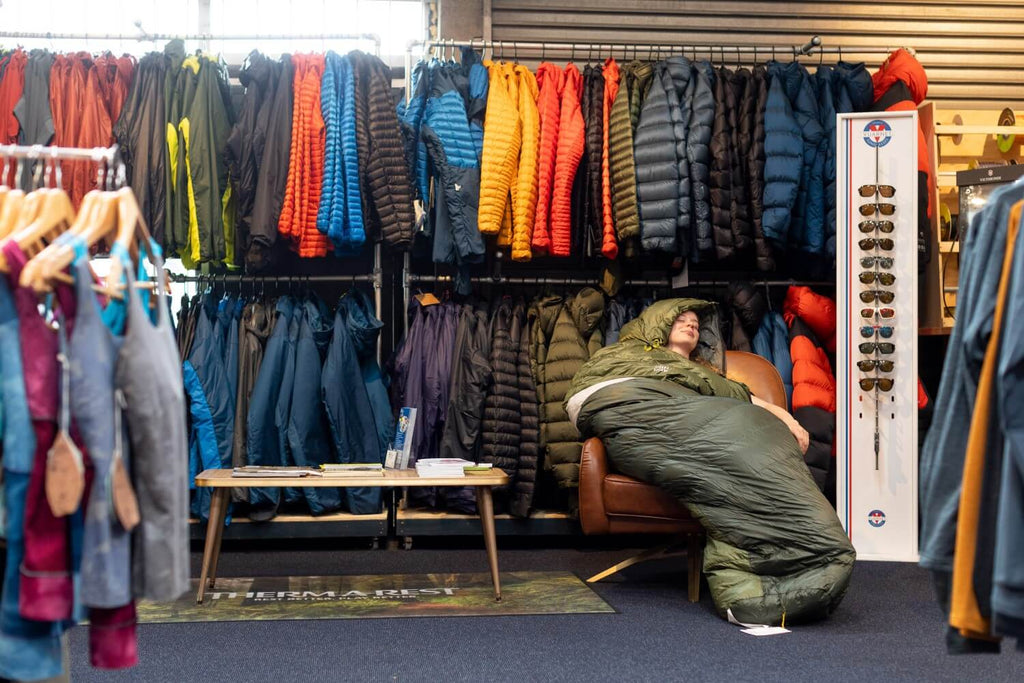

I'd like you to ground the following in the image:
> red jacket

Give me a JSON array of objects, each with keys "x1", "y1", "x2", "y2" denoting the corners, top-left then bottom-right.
[
  {"x1": 531, "y1": 62, "x2": 564, "y2": 256},
  {"x1": 600, "y1": 58, "x2": 620, "y2": 260},
  {"x1": 548, "y1": 63, "x2": 584, "y2": 258}
]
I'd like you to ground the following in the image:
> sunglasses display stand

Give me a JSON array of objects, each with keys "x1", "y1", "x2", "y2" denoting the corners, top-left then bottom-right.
[{"x1": 835, "y1": 111, "x2": 920, "y2": 562}]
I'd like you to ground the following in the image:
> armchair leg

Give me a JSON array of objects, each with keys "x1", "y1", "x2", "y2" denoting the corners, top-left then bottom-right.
[
  {"x1": 587, "y1": 543, "x2": 684, "y2": 583},
  {"x1": 687, "y1": 533, "x2": 703, "y2": 603}
]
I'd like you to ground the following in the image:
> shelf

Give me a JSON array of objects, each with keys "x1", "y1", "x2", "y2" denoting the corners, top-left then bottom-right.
[
  {"x1": 934, "y1": 124, "x2": 1024, "y2": 135},
  {"x1": 396, "y1": 506, "x2": 579, "y2": 537},
  {"x1": 919, "y1": 326, "x2": 954, "y2": 336},
  {"x1": 189, "y1": 510, "x2": 389, "y2": 540},
  {"x1": 939, "y1": 241, "x2": 960, "y2": 253}
]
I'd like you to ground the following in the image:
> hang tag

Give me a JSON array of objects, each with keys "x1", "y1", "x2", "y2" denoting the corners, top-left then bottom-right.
[
  {"x1": 741, "y1": 626, "x2": 791, "y2": 637},
  {"x1": 110, "y1": 456, "x2": 141, "y2": 532},
  {"x1": 46, "y1": 429, "x2": 85, "y2": 517},
  {"x1": 415, "y1": 292, "x2": 441, "y2": 306}
]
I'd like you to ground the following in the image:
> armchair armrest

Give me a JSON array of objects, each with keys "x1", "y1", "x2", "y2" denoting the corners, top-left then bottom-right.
[{"x1": 579, "y1": 437, "x2": 611, "y2": 534}]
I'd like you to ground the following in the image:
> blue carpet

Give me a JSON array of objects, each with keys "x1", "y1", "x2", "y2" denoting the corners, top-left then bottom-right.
[{"x1": 67, "y1": 542, "x2": 1023, "y2": 682}]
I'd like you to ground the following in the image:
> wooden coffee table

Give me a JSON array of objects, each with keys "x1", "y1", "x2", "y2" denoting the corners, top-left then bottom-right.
[{"x1": 192, "y1": 469, "x2": 510, "y2": 604}]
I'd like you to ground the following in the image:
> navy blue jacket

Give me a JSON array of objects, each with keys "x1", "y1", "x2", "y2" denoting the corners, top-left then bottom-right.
[
  {"x1": 752, "y1": 310, "x2": 794, "y2": 410},
  {"x1": 762, "y1": 62, "x2": 803, "y2": 250},
  {"x1": 246, "y1": 296, "x2": 295, "y2": 517}
]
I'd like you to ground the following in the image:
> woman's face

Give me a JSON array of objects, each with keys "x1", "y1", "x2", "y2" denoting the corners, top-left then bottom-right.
[{"x1": 668, "y1": 310, "x2": 700, "y2": 357}]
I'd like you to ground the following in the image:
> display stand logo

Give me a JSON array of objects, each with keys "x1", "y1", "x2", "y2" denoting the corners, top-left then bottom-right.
[
  {"x1": 867, "y1": 509, "x2": 887, "y2": 527},
  {"x1": 863, "y1": 120, "x2": 892, "y2": 148}
]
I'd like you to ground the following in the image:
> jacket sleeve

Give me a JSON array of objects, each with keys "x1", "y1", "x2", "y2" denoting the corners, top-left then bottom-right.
[
  {"x1": 762, "y1": 66, "x2": 802, "y2": 249},
  {"x1": 633, "y1": 67, "x2": 680, "y2": 255}
]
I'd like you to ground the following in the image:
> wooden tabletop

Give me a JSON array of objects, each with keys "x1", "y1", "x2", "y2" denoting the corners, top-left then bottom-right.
[{"x1": 195, "y1": 468, "x2": 510, "y2": 488}]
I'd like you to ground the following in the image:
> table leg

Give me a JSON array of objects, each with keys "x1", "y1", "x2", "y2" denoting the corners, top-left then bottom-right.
[
  {"x1": 207, "y1": 488, "x2": 230, "y2": 590},
  {"x1": 197, "y1": 488, "x2": 229, "y2": 604},
  {"x1": 475, "y1": 486, "x2": 501, "y2": 602}
]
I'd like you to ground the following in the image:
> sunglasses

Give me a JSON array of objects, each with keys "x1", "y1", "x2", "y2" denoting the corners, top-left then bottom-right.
[
  {"x1": 858, "y1": 185, "x2": 896, "y2": 198},
  {"x1": 860, "y1": 256, "x2": 894, "y2": 269},
  {"x1": 859, "y1": 377, "x2": 895, "y2": 392},
  {"x1": 857, "y1": 359, "x2": 895, "y2": 372},
  {"x1": 859, "y1": 271, "x2": 896, "y2": 286},
  {"x1": 859, "y1": 238, "x2": 895, "y2": 251},
  {"x1": 858, "y1": 203, "x2": 896, "y2": 216},
  {"x1": 859, "y1": 290, "x2": 895, "y2": 304},
  {"x1": 859, "y1": 342, "x2": 896, "y2": 354},
  {"x1": 860, "y1": 307, "x2": 895, "y2": 319},
  {"x1": 860, "y1": 325, "x2": 895, "y2": 339},
  {"x1": 858, "y1": 220, "x2": 895, "y2": 234}
]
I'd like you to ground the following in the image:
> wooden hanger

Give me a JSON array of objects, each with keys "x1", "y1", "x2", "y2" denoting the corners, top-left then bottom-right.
[
  {"x1": 22, "y1": 188, "x2": 113, "y2": 291},
  {"x1": 0, "y1": 188, "x2": 50, "y2": 273},
  {"x1": 102, "y1": 188, "x2": 168, "y2": 300},
  {"x1": 0, "y1": 189, "x2": 26, "y2": 240},
  {"x1": 8, "y1": 189, "x2": 76, "y2": 285}
]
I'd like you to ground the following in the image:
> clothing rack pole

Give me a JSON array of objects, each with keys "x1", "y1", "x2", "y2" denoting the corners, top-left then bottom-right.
[
  {"x1": 407, "y1": 35, "x2": 899, "y2": 58},
  {"x1": 167, "y1": 273, "x2": 378, "y2": 284},
  {"x1": 0, "y1": 32, "x2": 382, "y2": 50},
  {"x1": 0, "y1": 142, "x2": 118, "y2": 163},
  {"x1": 406, "y1": 273, "x2": 672, "y2": 288}
]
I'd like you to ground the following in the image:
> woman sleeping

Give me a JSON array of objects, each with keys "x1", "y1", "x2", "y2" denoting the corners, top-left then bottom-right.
[{"x1": 565, "y1": 298, "x2": 855, "y2": 625}]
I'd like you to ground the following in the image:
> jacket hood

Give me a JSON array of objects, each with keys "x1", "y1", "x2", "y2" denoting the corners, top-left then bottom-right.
[
  {"x1": 531, "y1": 294, "x2": 565, "y2": 339},
  {"x1": 728, "y1": 282, "x2": 768, "y2": 338},
  {"x1": 340, "y1": 289, "x2": 384, "y2": 361},
  {"x1": 618, "y1": 298, "x2": 725, "y2": 370},
  {"x1": 240, "y1": 50, "x2": 275, "y2": 90},
  {"x1": 659, "y1": 56, "x2": 693, "y2": 98},
  {"x1": 569, "y1": 287, "x2": 606, "y2": 337},
  {"x1": 872, "y1": 49, "x2": 927, "y2": 104}
]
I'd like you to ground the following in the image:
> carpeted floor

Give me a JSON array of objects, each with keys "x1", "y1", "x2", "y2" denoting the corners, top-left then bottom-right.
[{"x1": 68, "y1": 538, "x2": 1022, "y2": 682}]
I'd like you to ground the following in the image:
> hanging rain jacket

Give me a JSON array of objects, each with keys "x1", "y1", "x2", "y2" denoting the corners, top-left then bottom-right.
[
  {"x1": 14, "y1": 49, "x2": 55, "y2": 191},
  {"x1": 248, "y1": 55, "x2": 293, "y2": 271},
  {"x1": 279, "y1": 53, "x2": 328, "y2": 258},
  {"x1": 549, "y1": 63, "x2": 585, "y2": 257},
  {"x1": 531, "y1": 62, "x2": 563, "y2": 255},
  {"x1": 286, "y1": 296, "x2": 341, "y2": 515},
  {"x1": 478, "y1": 61, "x2": 522, "y2": 240},
  {"x1": 599, "y1": 58, "x2": 620, "y2": 260},
  {"x1": 231, "y1": 300, "x2": 271, "y2": 502},
  {"x1": 752, "y1": 310, "x2": 794, "y2": 409},
  {"x1": 512, "y1": 64, "x2": 540, "y2": 261},
  {"x1": 0, "y1": 49, "x2": 26, "y2": 152},
  {"x1": 114, "y1": 52, "x2": 169, "y2": 245},
  {"x1": 350, "y1": 51, "x2": 416, "y2": 248},
  {"x1": 762, "y1": 61, "x2": 803, "y2": 250},
  {"x1": 634, "y1": 57, "x2": 693, "y2": 256},
  {"x1": 340, "y1": 289, "x2": 393, "y2": 461},
  {"x1": 440, "y1": 303, "x2": 492, "y2": 463},
  {"x1": 186, "y1": 295, "x2": 236, "y2": 520},
  {"x1": 246, "y1": 296, "x2": 296, "y2": 517},
  {"x1": 320, "y1": 292, "x2": 387, "y2": 515}
]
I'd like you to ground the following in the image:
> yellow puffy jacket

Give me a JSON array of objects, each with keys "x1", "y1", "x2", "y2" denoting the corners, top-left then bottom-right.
[
  {"x1": 512, "y1": 65, "x2": 540, "y2": 261},
  {"x1": 478, "y1": 61, "x2": 522, "y2": 243}
]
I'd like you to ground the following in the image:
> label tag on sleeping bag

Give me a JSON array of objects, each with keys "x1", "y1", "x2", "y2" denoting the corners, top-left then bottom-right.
[{"x1": 726, "y1": 608, "x2": 791, "y2": 636}]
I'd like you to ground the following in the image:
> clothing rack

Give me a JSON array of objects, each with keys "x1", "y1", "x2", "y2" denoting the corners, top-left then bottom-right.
[
  {"x1": 0, "y1": 142, "x2": 118, "y2": 163},
  {"x1": 0, "y1": 31, "x2": 381, "y2": 51}
]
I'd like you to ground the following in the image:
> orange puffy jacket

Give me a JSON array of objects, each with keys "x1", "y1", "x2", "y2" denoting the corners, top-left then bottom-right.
[
  {"x1": 600, "y1": 58, "x2": 620, "y2": 260},
  {"x1": 549, "y1": 63, "x2": 584, "y2": 257},
  {"x1": 783, "y1": 285, "x2": 836, "y2": 354},
  {"x1": 531, "y1": 62, "x2": 564, "y2": 255},
  {"x1": 279, "y1": 53, "x2": 327, "y2": 258}
]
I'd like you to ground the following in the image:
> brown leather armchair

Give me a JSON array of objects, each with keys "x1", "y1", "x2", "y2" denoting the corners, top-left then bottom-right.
[{"x1": 578, "y1": 350, "x2": 788, "y2": 602}]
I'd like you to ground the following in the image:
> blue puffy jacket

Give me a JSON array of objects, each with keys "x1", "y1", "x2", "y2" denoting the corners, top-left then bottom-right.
[
  {"x1": 814, "y1": 66, "x2": 839, "y2": 259},
  {"x1": 320, "y1": 52, "x2": 365, "y2": 254},
  {"x1": 762, "y1": 62, "x2": 803, "y2": 250},
  {"x1": 752, "y1": 311, "x2": 794, "y2": 409}
]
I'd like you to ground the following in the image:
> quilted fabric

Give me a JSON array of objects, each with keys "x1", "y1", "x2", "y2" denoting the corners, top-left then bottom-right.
[
  {"x1": 599, "y1": 58, "x2": 620, "y2": 260},
  {"x1": 478, "y1": 60, "x2": 522, "y2": 238},
  {"x1": 512, "y1": 65, "x2": 540, "y2": 261},
  {"x1": 549, "y1": 64, "x2": 585, "y2": 257},
  {"x1": 531, "y1": 62, "x2": 564, "y2": 255}
]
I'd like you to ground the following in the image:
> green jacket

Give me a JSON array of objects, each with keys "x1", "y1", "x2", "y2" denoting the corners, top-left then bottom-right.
[
  {"x1": 566, "y1": 298, "x2": 749, "y2": 405},
  {"x1": 530, "y1": 288, "x2": 605, "y2": 491},
  {"x1": 608, "y1": 61, "x2": 654, "y2": 255}
]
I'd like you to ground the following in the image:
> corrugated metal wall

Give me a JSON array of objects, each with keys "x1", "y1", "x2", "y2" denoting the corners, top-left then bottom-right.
[{"x1": 489, "y1": 0, "x2": 1024, "y2": 108}]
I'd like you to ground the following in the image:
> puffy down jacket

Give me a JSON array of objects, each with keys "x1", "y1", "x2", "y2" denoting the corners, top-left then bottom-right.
[
  {"x1": 531, "y1": 62, "x2": 563, "y2": 256},
  {"x1": 548, "y1": 64, "x2": 584, "y2": 257},
  {"x1": 512, "y1": 65, "x2": 539, "y2": 261},
  {"x1": 634, "y1": 56, "x2": 693, "y2": 256},
  {"x1": 688, "y1": 60, "x2": 716, "y2": 260},
  {"x1": 752, "y1": 310, "x2": 794, "y2": 409},
  {"x1": 607, "y1": 61, "x2": 650, "y2": 260},
  {"x1": 479, "y1": 60, "x2": 522, "y2": 239},
  {"x1": 762, "y1": 61, "x2": 802, "y2": 250},
  {"x1": 745, "y1": 65, "x2": 774, "y2": 271},
  {"x1": 599, "y1": 57, "x2": 620, "y2": 260},
  {"x1": 511, "y1": 300, "x2": 539, "y2": 518},
  {"x1": 582, "y1": 65, "x2": 604, "y2": 257}
]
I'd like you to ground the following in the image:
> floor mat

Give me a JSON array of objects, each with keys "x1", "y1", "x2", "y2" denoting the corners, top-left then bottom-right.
[{"x1": 137, "y1": 571, "x2": 615, "y2": 622}]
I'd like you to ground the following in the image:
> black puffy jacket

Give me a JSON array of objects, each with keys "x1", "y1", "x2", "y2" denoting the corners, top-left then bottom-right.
[
  {"x1": 481, "y1": 300, "x2": 521, "y2": 479},
  {"x1": 350, "y1": 51, "x2": 416, "y2": 248},
  {"x1": 745, "y1": 65, "x2": 774, "y2": 271},
  {"x1": 511, "y1": 300, "x2": 539, "y2": 518},
  {"x1": 726, "y1": 68, "x2": 754, "y2": 261},
  {"x1": 727, "y1": 281, "x2": 768, "y2": 351},
  {"x1": 709, "y1": 66, "x2": 734, "y2": 262},
  {"x1": 582, "y1": 65, "x2": 605, "y2": 257},
  {"x1": 634, "y1": 56, "x2": 693, "y2": 256}
]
